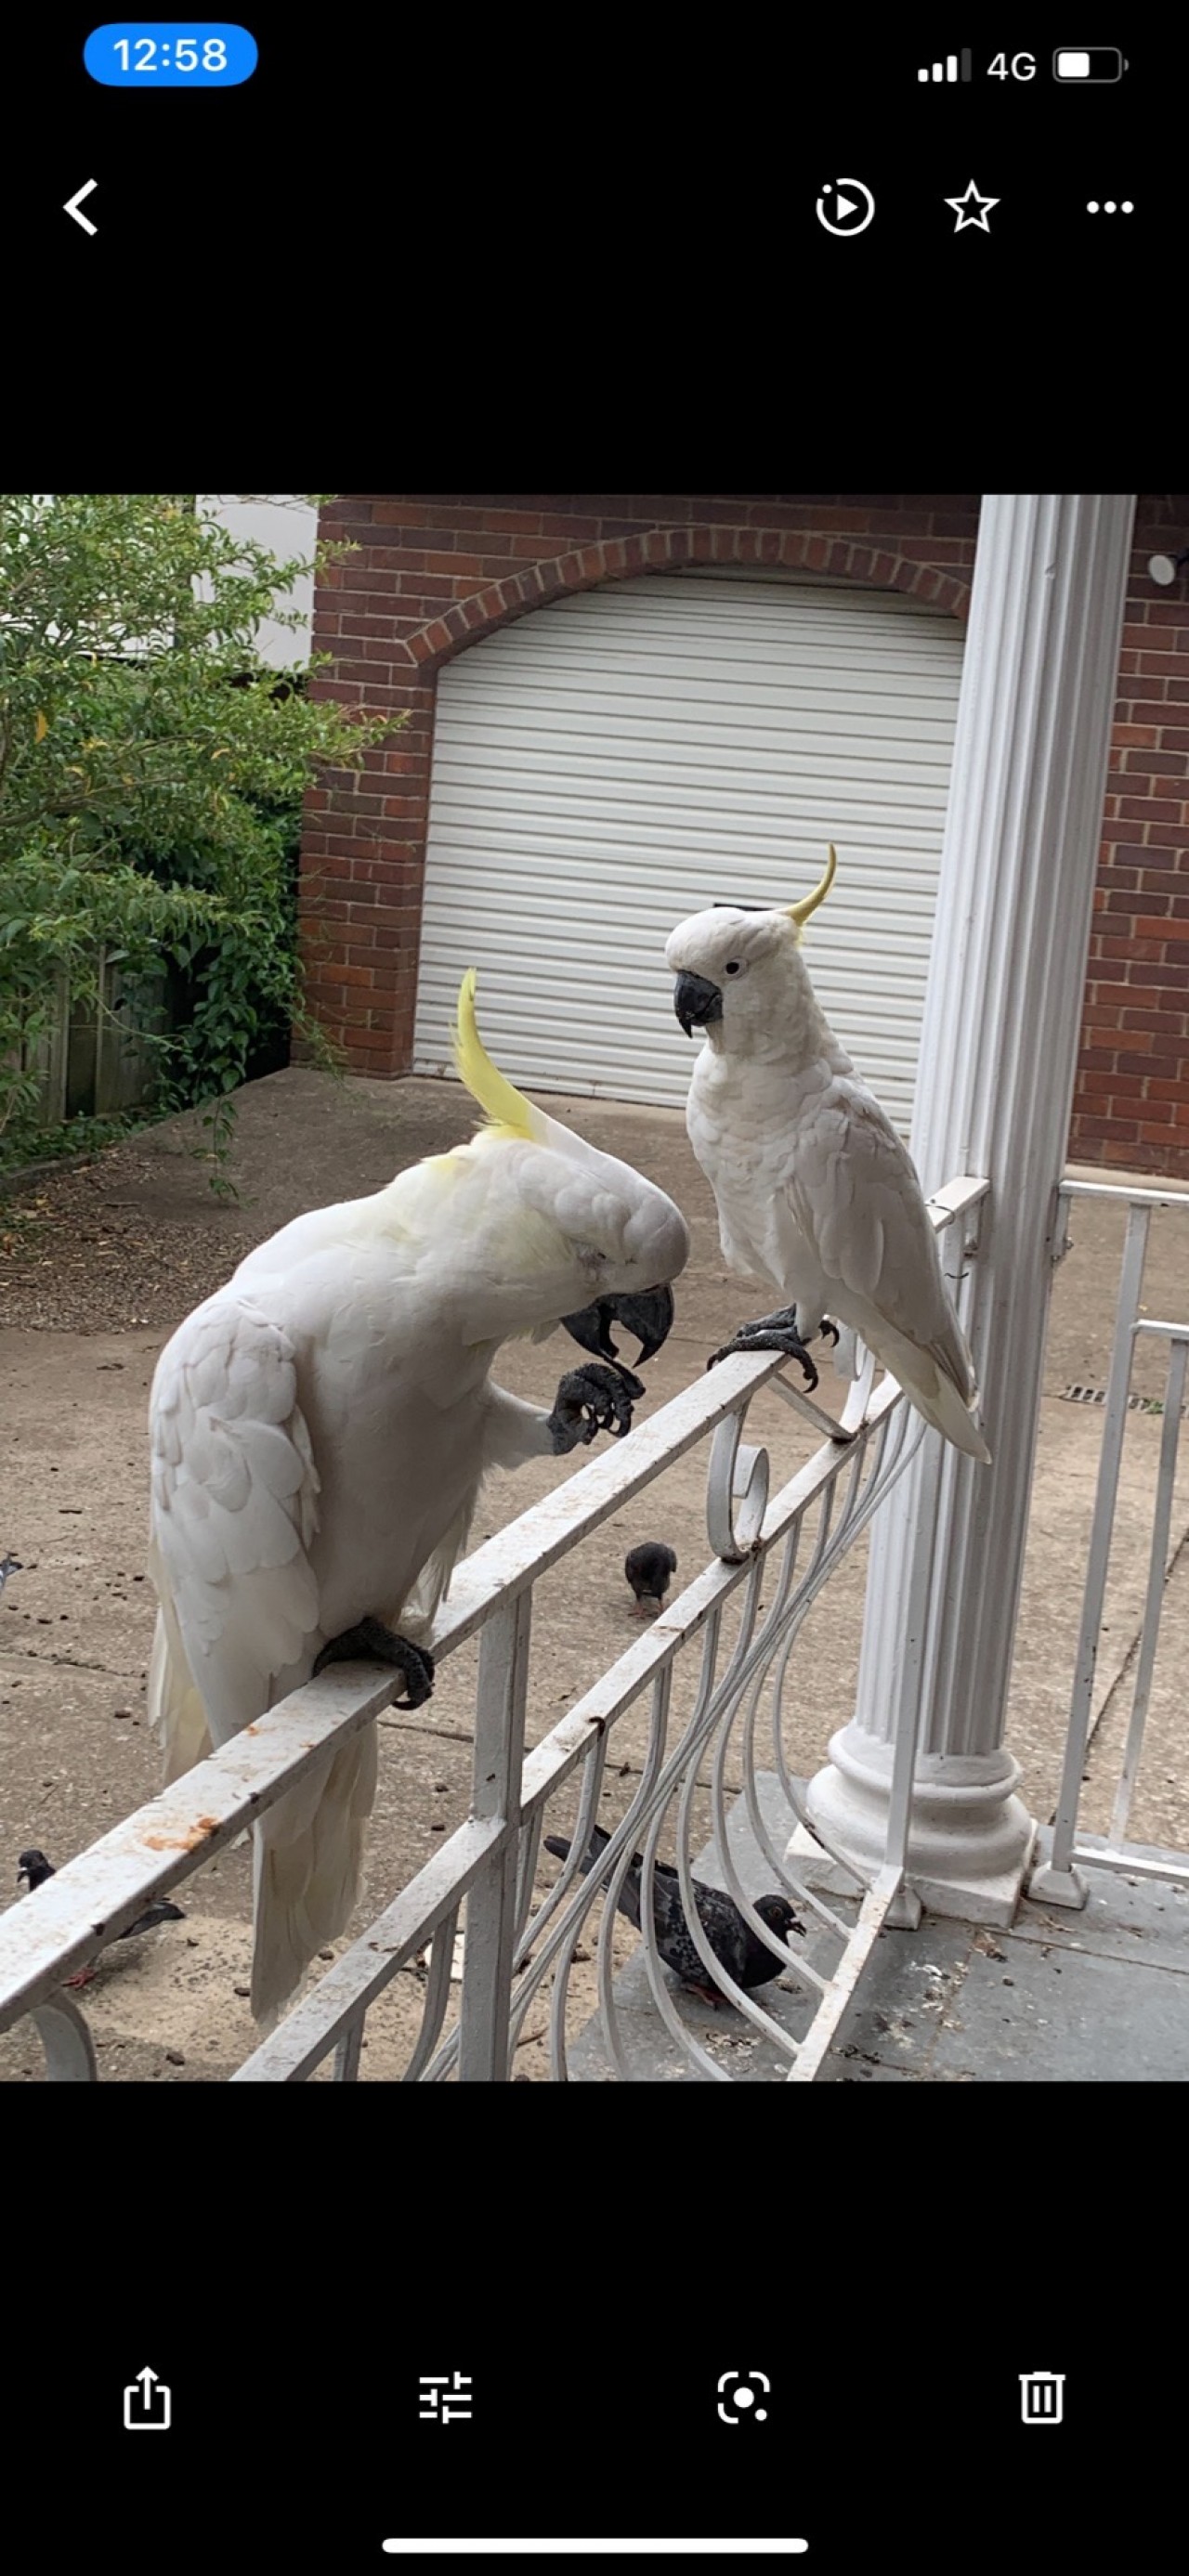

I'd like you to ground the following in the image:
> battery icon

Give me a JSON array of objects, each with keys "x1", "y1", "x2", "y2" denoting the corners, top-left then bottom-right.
[{"x1": 1053, "y1": 48, "x2": 1127, "y2": 80}]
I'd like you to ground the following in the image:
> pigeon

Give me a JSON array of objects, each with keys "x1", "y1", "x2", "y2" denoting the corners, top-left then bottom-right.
[
  {"x1": 16, "y1": 1849, "x2": 187, "y2": 1985},
  {"x1": 0, "y1": 1553, "x2": 21, "y2": 1602},
  {"x1": 624, "y1": 1541, "x2": 678, "y2": 1616},
  {"x1": 544, "y1": 1823, "x2": 804, "y2": 2006}
]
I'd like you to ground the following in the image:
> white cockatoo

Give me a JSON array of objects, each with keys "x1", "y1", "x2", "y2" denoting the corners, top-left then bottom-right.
[
  {"x1": 665, "y1": 846, "x2": 991, "y2": 1464},
  {"x1": 146, "y1": 972, "x2": 689, "y2": 2021}
]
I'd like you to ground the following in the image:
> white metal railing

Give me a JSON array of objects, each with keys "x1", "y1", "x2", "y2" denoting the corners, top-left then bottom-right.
[
  {"x1": 0, "y1": 1177, "x2": 989, "y2": 2083},
  {"x1": 1031, "y1": 1178, "x2": 1189, "y2": 1907}
]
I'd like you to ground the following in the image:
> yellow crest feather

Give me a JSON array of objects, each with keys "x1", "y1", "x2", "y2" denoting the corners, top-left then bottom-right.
[
  {"x1": 452, "y1": 969, "x2": 545, "y2": 1142},
  {"x1": 787, "y1": 843, "x2": 837, "y2": 936}
]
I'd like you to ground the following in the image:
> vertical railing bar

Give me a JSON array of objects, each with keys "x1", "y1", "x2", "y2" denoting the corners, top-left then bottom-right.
[
  {"x1": 1108, "y1": 1334, "x2": 1189, "y2": 1849},
  {"x1": 402, "y1": 1902, "x2": 461, "y2": 2083},
  {"x1": 554, "y1": 1668, "x2": 675, "y2": 2083},
  {"x1": 333, "y1": 2017, "x2": 364, "y2": 2082},
  {"x1": 513, "y1": 1805, "x2": 544, "y2": 1946},
  {"x1": 1049, "y1": 1204, "x2": 1151, "y2": 1876},
  {"x1": 635, "y1": 1787, "x2": 731, "y2": 2083},
  {"x1": 677, "y1": 1651, "x2": 811, "y2": 2045},
  {"x1": 509, "y1": 1733, "x2": 613, "y2": 1998},
  {"x1": 456, "y1": 1589, "x2": 532, "y2": 2083},
  {"x1": 613, "y1": 1644, "x2": 743, "y2": 2081},
  {"x1": 708, "y1": 1549, "x2": 835, "y2": 1993}
]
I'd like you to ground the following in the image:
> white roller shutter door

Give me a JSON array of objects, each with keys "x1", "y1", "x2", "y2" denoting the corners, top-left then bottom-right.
[{"x1": 412, "y1": 573, "x2": 964, "y2": 1131}]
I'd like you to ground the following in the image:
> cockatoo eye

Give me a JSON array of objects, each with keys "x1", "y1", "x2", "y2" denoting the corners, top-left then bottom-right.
[{"x1": 725, "y1": 960, "x2": 741, "y2": 975}]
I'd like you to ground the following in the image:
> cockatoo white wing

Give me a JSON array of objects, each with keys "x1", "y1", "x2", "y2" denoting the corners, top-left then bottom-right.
[
  {"x1": 784, "y1": 1082, "x2": 989, "y2": 1459},
  {"x1": 146, "y1": 1550, "x2": 213, "y2": 1785},
  {"x1": 149, "y1": 1295, "x2": 322, "y2": 1754},
  {"x1": 149, "y1": 1296, "x2": 348, "y2": 2023}
]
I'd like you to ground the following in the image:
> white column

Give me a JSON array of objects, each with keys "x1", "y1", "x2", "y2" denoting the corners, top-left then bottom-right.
[{"x1": 798, "y1": 494, "x2": 1136, "y2": 1923}]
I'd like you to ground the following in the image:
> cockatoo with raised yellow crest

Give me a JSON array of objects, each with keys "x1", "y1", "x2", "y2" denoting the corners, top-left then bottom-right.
[
  {"x1": 665, "y1": 846, "x2": 991, "y2": 1464},
  {"x1": 146, "y1": 972, "x2": 689, "y2": 2022}
]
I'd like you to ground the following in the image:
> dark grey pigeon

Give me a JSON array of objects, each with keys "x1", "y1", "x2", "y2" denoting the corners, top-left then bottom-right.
[
  {"x1": 544, "y1": 1822, "x2": 804, "y2": 2005},
  {"x1": 624, "y1": 1541, "x2": 678, "y2": 1616},
  {"x1": 17, "y1": 1847, "x2": 187, "y2": 1940}
]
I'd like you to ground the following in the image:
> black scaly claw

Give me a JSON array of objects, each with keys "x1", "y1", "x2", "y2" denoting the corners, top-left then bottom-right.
[
  {"x1": 312, "y1": 1616, "x2": 435, "y2": 1709},
  {"x1": 706, "y1": 1322, "x2": 819, "y2": 1392},
  {"x1": 547, "y1": 1361, "x2": 646, "y2": 1454}
]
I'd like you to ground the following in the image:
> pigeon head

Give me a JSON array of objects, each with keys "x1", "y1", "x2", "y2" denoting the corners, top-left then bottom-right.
[{"x1": 754, "y1": 1893, "x2": 804, "y2": 1943}]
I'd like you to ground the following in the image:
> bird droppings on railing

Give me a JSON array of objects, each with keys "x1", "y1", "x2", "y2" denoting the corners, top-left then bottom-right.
[{"x1": 141, "y1": 1818, "x2": 221, "y2": 1853}]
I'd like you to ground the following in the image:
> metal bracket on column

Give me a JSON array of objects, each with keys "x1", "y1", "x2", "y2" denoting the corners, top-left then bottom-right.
[
  {"x1": 1027, "y1": 1858, "x2": 1090, "y2": 1909},
  {"x1": 1050, "y1": 1186, "x2": 1075, "y2": 1268}
]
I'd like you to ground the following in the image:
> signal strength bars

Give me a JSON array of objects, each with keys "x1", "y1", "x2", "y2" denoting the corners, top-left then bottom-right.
[{"x1": 918, "y1": 51, "x2": 973, "y2": 82}]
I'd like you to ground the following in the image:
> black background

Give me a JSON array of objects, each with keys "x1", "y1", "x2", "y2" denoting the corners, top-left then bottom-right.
[
  {"x1": 7, "y1": 20, "x2": 1183, "y2": 2569},
  {"x1": 22, "y1": 22, "x2": 1156, "y2": 264},
  {"x1": 11, "y1": 18, "x2": 1173, "y2": 465},
  {"x1": 11, "y1": 2191, "x2": 1179, "y2": 2565}
]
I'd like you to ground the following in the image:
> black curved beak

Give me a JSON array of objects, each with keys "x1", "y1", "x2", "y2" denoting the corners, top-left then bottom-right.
[
  {"x1": 561, "y1": 1282, "x2": 676, "y2": 1369},
  {"x1": 673, "y1": 970, "x2": 723, "y2": 1037}
]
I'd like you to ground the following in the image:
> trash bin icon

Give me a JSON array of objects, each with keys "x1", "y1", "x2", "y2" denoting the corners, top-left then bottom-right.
[{"x1": 1020, "y1": 2371, "x2": 1065, "y2": 2425}]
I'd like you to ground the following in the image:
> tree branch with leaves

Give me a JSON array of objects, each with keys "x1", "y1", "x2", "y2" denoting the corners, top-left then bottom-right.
[{"x1": 0, "y1": 492, "x2": 400, "y2": 1181}]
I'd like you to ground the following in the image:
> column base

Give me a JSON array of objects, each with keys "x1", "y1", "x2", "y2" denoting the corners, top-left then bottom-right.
[{"x1": 789, "y1": 1724, "x2": 1038, "y2": 1930}]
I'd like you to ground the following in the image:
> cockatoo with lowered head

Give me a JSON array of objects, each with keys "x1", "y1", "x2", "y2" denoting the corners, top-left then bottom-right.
[
  {"x1": 664, "y1": 846, "x2": 991, "y2": 1464},
  {"x1": 147, "y1": 971, "x2": 689, "y2": 2023}
]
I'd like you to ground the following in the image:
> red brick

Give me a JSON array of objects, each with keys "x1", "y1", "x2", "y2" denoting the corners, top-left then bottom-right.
[
  {"x1": 1075, "y1": 1116, "x2": 1141, "y2": 1141},
  {"x1": 1099, "y1": 937, "x2": 1165, "y2": 961},
  {"x1": 1079, "y1": 1070, "x2": 1145, "y2": 1098}
]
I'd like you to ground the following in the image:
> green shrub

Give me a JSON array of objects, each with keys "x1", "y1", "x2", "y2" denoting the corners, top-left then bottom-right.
[{"x1": 0, "y1": 493, "x2": 399, "y2": 1183}]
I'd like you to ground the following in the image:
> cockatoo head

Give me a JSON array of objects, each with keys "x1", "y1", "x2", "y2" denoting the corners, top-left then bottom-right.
[
  {"x1": 450, "y1": 970, "x2": 689, "y2": 1360},
  {"x1": 666, "y1": 845, "x2": 837, "y2": 1048}
]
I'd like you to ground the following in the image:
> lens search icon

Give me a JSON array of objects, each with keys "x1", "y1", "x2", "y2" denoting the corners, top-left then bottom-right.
[
  {"x1": 816, "y1": 178, "x2": 875, "y2": 235},
  {"x1": 718, "y1": 2369, "x2": 771, "y2": 2424}
]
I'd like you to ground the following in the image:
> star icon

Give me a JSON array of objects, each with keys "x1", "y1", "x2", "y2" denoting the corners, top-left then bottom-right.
[{"x1": 945, "y1": 179, "x2": 1000, "y2": 233}]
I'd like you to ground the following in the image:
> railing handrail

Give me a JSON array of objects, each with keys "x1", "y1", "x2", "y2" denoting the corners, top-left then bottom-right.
[
  {"x1": 1035, "y1": 1172, "x2": 1189, "y2": 1909},
  {"x1": 0, "y1": 1173, "x2": 989, "y2": 2056},
  {"x1": 0, "y1": 1346, "x2": 806, "y2": 2029},
  {"x1": 1060, "y1": 1178, "x2": 1189, "y2": 1209}
]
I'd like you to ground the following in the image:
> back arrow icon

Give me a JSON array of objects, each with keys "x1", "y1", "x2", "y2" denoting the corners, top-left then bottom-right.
[{"x1": 64, "y1": 180, "x2": 98, "y2": 236}]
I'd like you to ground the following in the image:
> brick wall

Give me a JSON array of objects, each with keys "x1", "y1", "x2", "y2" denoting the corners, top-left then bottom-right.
[
  {"x1": 1072, "y1": 498, "x2": 1189, "y2": 1177},
  {"x1": 298, "y1": 494, "x2": 1189, "y2": 1177}
]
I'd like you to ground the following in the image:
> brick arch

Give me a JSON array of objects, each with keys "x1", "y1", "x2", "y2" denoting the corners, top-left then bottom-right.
[
  {"x1": 301, "y1": 509, "x2": 977, "y2": 1082},
  {"x1": 399, "y1": 525, "x2": 971, "y2": 674}
]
